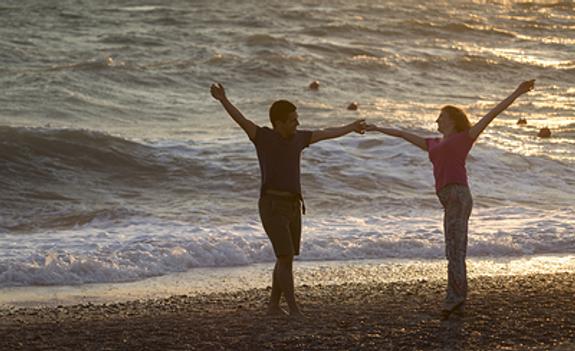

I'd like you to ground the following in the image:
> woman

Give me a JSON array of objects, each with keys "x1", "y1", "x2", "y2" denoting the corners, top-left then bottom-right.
[{"x1": 367, "y1": 80, "x2": 535, "y2": 319}]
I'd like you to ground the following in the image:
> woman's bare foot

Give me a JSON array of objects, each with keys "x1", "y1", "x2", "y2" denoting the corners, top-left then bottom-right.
[{"x1": 441, "y1": 302, "x2": 465, "y2": 321}]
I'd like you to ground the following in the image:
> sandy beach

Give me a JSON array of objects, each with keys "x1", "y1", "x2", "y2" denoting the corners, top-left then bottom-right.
[{"x1": 1, "y1": 272, "x2": 573, "y2": 351}]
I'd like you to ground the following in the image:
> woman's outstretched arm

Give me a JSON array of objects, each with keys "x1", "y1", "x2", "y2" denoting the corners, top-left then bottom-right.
[
  {"x1": 468, "y1": 80, "x2": 535, "y2": 140},
  {"x1": 310, "y1": 119, "x2": 366, "y2": 144},
  {"x1": 366, "y1": 125, "x2": 428, "y2": 151}
]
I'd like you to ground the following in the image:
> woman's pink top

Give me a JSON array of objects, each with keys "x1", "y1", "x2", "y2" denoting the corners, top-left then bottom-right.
[{"x1": 425, "y1": 131, "x2": 475, "y2": 193}]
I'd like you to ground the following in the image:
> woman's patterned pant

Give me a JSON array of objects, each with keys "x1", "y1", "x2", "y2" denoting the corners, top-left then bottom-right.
[{"x1": 438, "y1": 184, "x2": 473, "y2": 311}]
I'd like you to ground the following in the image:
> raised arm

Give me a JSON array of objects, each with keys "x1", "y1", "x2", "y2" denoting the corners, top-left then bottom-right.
[
  {"x1": 309, "y1": 119, "x2": 366, "y2": 144},
  {"x1": 210, "y1": 83, "x2": 258, "y2": 140},
  {"x1": 468, "y1": 80, "x2": 535, "y2": 140},
  {"x1": 366, "y1": 125, "x2": 428, "y2": 151}
]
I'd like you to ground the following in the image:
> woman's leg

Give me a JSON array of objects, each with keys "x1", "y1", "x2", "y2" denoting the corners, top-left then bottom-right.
[{"x1": 439, "y1": 185, "x2": 473, "y2": 313}]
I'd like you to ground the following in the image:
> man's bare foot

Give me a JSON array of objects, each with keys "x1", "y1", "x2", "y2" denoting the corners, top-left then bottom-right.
[
  {"x1": 288, "y1": 308, "x2": 307, "y2": 320},
  {"x1": 266, "y1": 306, "x2": 289, "y2": 316}
]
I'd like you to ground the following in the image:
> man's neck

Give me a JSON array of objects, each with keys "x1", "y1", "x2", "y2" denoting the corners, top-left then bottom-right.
[{"x1": 274, "y1": 127, "x2": 292, "y2": 139}]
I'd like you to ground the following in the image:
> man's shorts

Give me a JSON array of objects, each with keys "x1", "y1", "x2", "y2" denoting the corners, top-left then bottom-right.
[{"x1": 258, "y1": 194, "x2": 302, "y2": 257}]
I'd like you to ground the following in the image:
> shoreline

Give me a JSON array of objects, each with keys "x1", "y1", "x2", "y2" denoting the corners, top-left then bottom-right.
[
  {"x1": 1, "y1": 272, "x2": 573, "y2": 350},
  {"x1": 2, "y1": 254, "x2": 575, "y2": 309}
]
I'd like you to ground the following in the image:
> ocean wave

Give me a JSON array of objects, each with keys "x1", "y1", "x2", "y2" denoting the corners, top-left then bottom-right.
[
  {"x1": 0, "y1": 126, "x2": 202, "y2": 231},
  {"x1": 396, "y1": 53, "x2": 517, "y2": 73},
  {"x1": 401, "y1": 19, "x2": 517, "y2": 38},
  {"x1": 96, "y1": 33, "x2": 165, "y2": 47},
  {"x1": 1, "y1": 125, "x2": 573, "y2": 231},
  {"x1": 245, "y1": 34, "x2": 292, "y2": 47},
  {"x1": 47, "y1": 57, "x2": 131, "y2": 72},
  {"x1": 299, "y1": 42, "x2": 377, "y2": 57},
  {"x1": 116, "y1": 6, "x2": 172, "y2": 12},
  {"x1": 5, "y1": 208, "x2": 148, "y2": 233},
  {"x1": 516, "y1": 1, "x2": 574, "y2": 10},
  {"x1": 145, "y1": 16, "x2": 189, "y2": 27},
  {"x1": 300, "y1": 23, "x2": 381, "y2": 37},
  {"x1": 0, "y1": 126, "x2": 167, "y2": 173},
  {"x1": 0, "y1": 210, "x2": 573, "y2": 287},
  {"x1": 440, "y1": 22, "x2": 516, "y2": 38}
]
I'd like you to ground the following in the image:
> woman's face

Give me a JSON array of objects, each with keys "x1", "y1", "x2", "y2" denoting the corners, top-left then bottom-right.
[{"x1": 436, "y1": 111, "x2": 455, "y2": 135}]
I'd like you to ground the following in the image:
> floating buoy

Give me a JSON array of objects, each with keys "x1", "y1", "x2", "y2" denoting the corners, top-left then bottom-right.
[
  {"x1": 537, "y1": 127, "x2": 551, "y2": 138},
  {"x1": 517, "y1": 118, "x2": 527, "y2": 125},
  {"x1": 308, "y1": 80, "x2": 320, "y2": 91},
  {"x1": 347, "y1": 102, "x2": 358, "y2": 111}
]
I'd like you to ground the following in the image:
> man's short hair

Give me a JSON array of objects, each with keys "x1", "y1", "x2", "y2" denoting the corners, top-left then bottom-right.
[{"x1": 269, "y1": 100, "x2": 296, "y2": 128}]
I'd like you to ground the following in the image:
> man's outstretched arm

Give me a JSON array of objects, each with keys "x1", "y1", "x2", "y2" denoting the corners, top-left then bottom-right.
[
  {"x1": 210, "y1": 83, "x2": 258, "y2": 140},
  {"x1": 309, "y1": 119, "x2": 366, "y2": 144}
]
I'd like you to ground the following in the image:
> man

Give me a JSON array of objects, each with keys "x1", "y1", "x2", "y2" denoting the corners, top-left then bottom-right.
[{"x1": 210, "y1": 83, "x2": 365, "y2": 317}]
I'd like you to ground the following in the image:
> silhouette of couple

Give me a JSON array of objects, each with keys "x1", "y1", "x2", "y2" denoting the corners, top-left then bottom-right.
[{"x1": 210, "y1": 80, "x2": 535, "y2": 320}]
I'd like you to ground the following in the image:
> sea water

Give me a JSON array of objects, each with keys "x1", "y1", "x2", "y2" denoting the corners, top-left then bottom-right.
[{"x1": 1, "y1": 0, "x2": 574, "y2": 289}]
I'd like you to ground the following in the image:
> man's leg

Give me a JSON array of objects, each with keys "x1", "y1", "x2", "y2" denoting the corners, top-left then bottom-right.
[
  {"x1": 259, "y1": 195, "x2": 302, "y2": 317},
  {"x1": 276, "y1": 254, "x2": 302, "y2": 316},
  {"x1": 267, "y1": 261, "x2": 287, "y2": 315}
]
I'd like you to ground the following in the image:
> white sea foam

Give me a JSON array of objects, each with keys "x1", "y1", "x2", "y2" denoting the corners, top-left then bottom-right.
[
  {"x1": 1, "y1": 206, "x2": 573, "y2": 288},
  {"x1": 4, "y1": 255, "x2": 575, "y2": 308}
]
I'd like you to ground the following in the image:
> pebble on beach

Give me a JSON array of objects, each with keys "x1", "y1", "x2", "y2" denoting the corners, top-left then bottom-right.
[{"x1": 1, "y1": 273, "x2": 574, "y2": 351}]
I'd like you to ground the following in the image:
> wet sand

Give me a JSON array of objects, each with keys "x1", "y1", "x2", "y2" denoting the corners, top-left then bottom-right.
[{"x1": 1, "y1": 273, "x2": 573, "y2": 350}]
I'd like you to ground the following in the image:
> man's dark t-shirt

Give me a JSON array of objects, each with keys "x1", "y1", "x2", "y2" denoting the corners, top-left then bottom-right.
[{"x1": 251, "y1": 126, "x2": 313, "y2": 196}]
